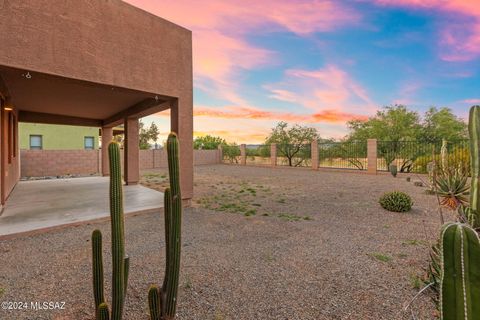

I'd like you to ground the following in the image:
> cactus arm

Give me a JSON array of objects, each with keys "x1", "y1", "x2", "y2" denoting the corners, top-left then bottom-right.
[
  {"x1": 162, "y1": 188, "x2": 172, "y2": 293},
  {"x1": 469, "y1": 106, "x2": 480, "y2": 227},
  {"x1": 440, "y1": 223, "x2": 480, "y2": 320},
  {"x1": 108, "y1": 142, "x2": 126, "y2": 320},
  {"x1": 92, "y1": 229, "x2": 105, "y2": 313},
  {"x1": 123, "y1": 256, "x2": 129, "y2": 298},
  {"x1": 97, "y1": 303, "x2": 110, "y2": 320},
  {"x1": 161, "y1": 187, "x2": 172, "y2": 318},
  {"x1": 148, "y1": 285, "x2": 161, "y2": 320},
  {"x1": 164, "y1": 133, "x2": 182, "y2": 318}
]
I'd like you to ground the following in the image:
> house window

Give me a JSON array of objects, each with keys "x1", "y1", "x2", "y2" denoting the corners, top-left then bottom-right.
[
  {"x1": 84, "y1": 136, "x2": 95, "y2": 150},
  {"x1": 30, "y1": 135, "x2": 43, "y2": 150}
]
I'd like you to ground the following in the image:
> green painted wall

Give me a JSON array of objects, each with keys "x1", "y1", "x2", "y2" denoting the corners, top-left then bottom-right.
[{"x1": 19, "y1": 123, "x2": 99, "y2": 150}]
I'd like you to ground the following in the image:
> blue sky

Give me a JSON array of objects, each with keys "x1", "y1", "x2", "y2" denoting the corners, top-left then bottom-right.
[{"x1": 129, "y1": 0, "x2": 478, "y2": 143}]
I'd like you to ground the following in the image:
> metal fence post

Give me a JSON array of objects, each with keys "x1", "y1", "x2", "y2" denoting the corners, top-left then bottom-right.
[
  {"x1": 240, "y1": 144, "x2": 246, "y2": 165},
  {"x1": 311, "y1": 140, "x2": 318, "y2": 170},
  {"x1": 367, "y1": 139, "x2": 377, "y2": 174}
]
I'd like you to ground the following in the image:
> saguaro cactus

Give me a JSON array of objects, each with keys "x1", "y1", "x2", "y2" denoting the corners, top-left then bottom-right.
[
  {"x1": 148, "y1": 133, "x2": 182, "y2": 320},
  {"x1": 92, "y1": 141, "x2": 130, "y2": 320},
  {"x1": 469, "y1": 105, "x2": 480, "y2": 227},
  {"x1": 440, "y1": 222, "x2": 480, "y2": 320},
  {"x1": 441, "y1": 139, "x2": 448, "y2": 170}
]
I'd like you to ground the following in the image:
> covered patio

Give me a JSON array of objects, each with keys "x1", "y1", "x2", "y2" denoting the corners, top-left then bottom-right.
[
  {"x1": 0, "y1": 0, "x2": 193, "y2": 224},
  {"x1": 0, "y1": 177, "x2": 163, "y2": 237}
]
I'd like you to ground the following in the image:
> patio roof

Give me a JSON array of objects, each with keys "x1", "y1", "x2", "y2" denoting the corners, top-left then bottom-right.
[
  {"x1": 1, "y1": 65, "x2": 171, "y2": 128},
  {"x1": 0, "y1": 177, "x2": 163, "y2": 238},
  {"x1": 0, "y1": 0, "x2": 194, "y2": 206}
]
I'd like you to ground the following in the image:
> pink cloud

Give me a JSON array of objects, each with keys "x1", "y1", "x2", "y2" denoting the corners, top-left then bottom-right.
[
  {"x1": 124, "y1": 0, "x2": 360, "y2": 104},
  {"x1": 265, "y1": 65, "x2": 376, "y2": 114},
  {"x1": 372, "y1": 0, "x2": 480, "y2": 61},
  {"x1": 462, "y1": 99, "x2": 480, "y2": 104}
]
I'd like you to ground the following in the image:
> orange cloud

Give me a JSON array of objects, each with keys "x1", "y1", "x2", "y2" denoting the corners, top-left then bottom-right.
[
  {"x1": 191, "y1": 105, "x2": 367, "y2": 124},
  {"x1": 373, "y1": 0, "x2": 480, "y2": 61}
]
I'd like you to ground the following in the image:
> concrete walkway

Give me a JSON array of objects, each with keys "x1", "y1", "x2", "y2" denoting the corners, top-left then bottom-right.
[{"x1": 0, "y1": 177, "x2": 163, "y2": 237}]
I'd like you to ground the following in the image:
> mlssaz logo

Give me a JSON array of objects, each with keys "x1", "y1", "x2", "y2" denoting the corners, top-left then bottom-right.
[{"x1": 30, "y1": 301, "x2": 66, "y2": 310}]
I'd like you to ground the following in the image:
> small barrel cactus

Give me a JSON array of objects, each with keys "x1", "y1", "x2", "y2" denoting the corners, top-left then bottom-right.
[
  {"x1": 389, "y1": 164, "x2": 398, "y2": 177},
  {"x1": 440, "y1": 222, "x2": 480, "y2": 320},
  {"x1": 379, "y1": 191, "x2": 413, "y2": 212}
]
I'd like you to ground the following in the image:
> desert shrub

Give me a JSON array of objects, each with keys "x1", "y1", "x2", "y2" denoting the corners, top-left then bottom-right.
[
  {"x1": 414, "y1": 148, "x2": 470, "y2": 173},
  {"x1": 222, "y1": 143, "x2": 240, "y2": 163},
  {"x1": 379, "y1": 191, "x2": 413, "y2": 212}
]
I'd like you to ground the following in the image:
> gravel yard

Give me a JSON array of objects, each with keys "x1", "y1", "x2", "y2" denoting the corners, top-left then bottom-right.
[{"x1": 0, "y1": 164, "x2": 449, "y2": 319}]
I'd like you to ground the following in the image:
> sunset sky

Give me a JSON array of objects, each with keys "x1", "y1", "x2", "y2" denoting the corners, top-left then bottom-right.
[{"x1": 126, "y1": 0, "x2": 479, "y2": 143}]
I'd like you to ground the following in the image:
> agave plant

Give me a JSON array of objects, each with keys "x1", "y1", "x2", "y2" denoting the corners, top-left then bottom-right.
[{"x1": 435, "y1": 167, "x2": 469, "y2": 210}]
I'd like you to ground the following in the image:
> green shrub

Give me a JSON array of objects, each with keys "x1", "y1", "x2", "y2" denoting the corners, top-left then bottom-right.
[{"x1": 379, "y1": 191, "x2": 413, "y2": 212}]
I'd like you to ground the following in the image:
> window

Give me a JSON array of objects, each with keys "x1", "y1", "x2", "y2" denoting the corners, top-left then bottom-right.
[
  {"x1": 84, "y1": 136, "x2": 95, "y2": 150},
  {"x1": 30, "y1": 135, "x2": 42, "y2": 150}
]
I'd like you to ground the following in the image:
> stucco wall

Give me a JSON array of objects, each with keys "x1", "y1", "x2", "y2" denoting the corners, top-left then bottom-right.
[
  {"x1": 19, "y1": 123, "x2": 99, "y2": 150},
  {"x1": 0, "y1": 0, "x2": 193, "y2": 199},
  {"x1": 0, "y1": 0, "x2": 192, "y2": 98},
  {"x1": 2, "y1": 107, "x2": 20, "y2": 202}
]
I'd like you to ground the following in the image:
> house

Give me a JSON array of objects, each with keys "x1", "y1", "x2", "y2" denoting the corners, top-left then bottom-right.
[
  {"x1": 0, "y1": 0, "x2": 193, "y2": 209},
  {"x1": 19, "y1": 123, "x2": 100, "y2": 150}
]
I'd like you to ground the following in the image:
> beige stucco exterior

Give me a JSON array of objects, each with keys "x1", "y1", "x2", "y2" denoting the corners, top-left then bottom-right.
[{"x1": 0, "y1": 0, "x2": 193, "y2": 205}]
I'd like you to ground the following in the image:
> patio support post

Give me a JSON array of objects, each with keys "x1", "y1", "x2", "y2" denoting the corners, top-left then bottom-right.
[
  {"x1": 311, "y1": 140, "x2": 319, "y2": 170},
  {"x1": 270, "y1": 143, "x2": 277, "y2": 167},
  {"x1": 101, "y1": 127, "x2": 113, "y2": 176},
  {"x1": 240, "y1": 144, "x2": 246, "y2": 165},
  {"x1": 367, "y1": 139, "x2": 377, "y2": 174},
  {"x1": 124, "y1": 117, "x2": 139, "y2": 185},
  {"x1": 170, "y1": 98, "x2": 194, "y2": 201}
]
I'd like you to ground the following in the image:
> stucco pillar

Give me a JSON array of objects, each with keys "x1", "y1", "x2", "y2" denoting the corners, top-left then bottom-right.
[
  {"x1": 101, "y1": 127, "x2": 113, "y2": 176},
  {"x1": 311, "y1": 140, "x2": 319, "y2": 170},
  {"x1": 171, "y1": 99, "x2": 193, "y2": 201},
  {"x1": 367, "y1": 139, "x2": 377, "y2": 174},
  {"x1": 124, "y1": 117, "x2": 139, "y2": 185},
  {"x1": 240, "y1": 144, "x2": 246, "y2": 165},
  {"x1": 218, "y1": 145, "x2": 223, "y2": 164},
  {"x1": 270, "y1": 143, "x2": 277, "y2": 167},
  {"x1": 0, "y1": 103, "x2": 3, "y2": 207}
]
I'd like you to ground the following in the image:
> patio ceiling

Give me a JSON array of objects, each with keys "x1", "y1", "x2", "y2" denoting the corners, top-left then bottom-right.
[{"x1": 0, "y1": 65, "x2": 171, "y2": 127}]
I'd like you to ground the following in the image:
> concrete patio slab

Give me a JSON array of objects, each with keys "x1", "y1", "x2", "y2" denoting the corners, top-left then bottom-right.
[{"x1": 0, "y1": 177, "x2": 163, "y2": 237}]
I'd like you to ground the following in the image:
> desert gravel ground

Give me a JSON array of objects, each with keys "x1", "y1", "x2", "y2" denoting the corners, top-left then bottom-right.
[{"x1": 0, "y1": 164, "x2": 450, "y2": 320}]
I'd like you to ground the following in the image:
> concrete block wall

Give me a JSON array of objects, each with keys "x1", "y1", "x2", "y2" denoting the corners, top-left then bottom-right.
[
  {"x1": 21, "y1": 150, "x2": 99, "y2": 177},
  {"x1": 20, "y1": 149, "x2": 221, "y2": 177}
]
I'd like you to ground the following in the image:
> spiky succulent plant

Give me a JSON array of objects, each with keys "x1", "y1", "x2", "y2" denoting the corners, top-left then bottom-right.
[{"x1": 435, "y1": 167, "x2": 469, "y2": 210}]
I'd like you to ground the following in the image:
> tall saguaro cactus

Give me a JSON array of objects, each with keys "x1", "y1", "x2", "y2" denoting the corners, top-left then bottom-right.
[
  {"x1": 469, "y1": 105, "x2": 480, "y2": 228},
  {"x1": 92, "y1": 141, "x2": 130, "y2": 320},
  {"x1": 148, "y1": 133, "x2": 183, "y2": 320},
  {"x1": 440, "y1": 223, "x2": 480, "y2": 320}
]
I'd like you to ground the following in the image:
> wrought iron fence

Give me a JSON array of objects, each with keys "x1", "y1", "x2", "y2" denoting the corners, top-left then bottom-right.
[
  {"x1": 377, "y1": 140, "x2": 469, "y2": 173},
  {"x1": 277, "y1": 143, "x2": 311, "y2": 167},
  {"x1": 245, "y1": 144, "x2": 271, "y2": 165},
  {"x1": 318, "y1": 141, "x2": 368, "y2": 170}
]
